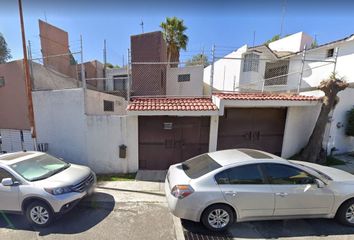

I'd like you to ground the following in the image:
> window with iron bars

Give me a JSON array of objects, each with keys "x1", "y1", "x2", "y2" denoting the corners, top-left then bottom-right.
[
  {"x1": 264, "y1": 61, "x2": 289, "y2": 86},
  {"x1": 243, "y1": 53, "x2": 260, "y2": 72}
]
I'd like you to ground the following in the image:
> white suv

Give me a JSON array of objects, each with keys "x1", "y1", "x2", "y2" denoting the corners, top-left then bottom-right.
[{"x1": 0, "y1": 151, "x2": 96, "y2": 227}]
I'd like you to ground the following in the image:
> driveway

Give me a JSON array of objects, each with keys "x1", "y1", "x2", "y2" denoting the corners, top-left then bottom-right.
[
  {"x1": 182, "y1": 218, "x2": 354, "y2": 240},
  {"x1": 0, "y1": 182, "x2": 177, "y2": 240}
]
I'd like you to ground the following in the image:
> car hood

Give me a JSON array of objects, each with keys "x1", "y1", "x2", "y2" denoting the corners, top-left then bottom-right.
[
  {"x1": 290, "y1": 160, "x2": 354, "y2": 182},
  {"x1": 33, "y1": 164, "x2": 91, "y2": 188}
]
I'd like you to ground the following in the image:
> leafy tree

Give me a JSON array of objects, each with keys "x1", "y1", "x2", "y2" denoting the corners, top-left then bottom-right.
[
  {"x1": 106, "y1": 63, "x2": 120, "y2": 69},
  {"x1": 311, "y1": 39, "x2": 318, "y2": 48},
  {"x1": 186, "y1": 54, "x2": 209, "y2": 67},
  {"x1": 264, "y1": 34, "x2": 281, "y2": 45},
  {"x1": 300, "y1": 73, "x2": 348, "y2": 163},
  {"x1": 0, "y1": 33, "x2": 11, "y2": 63},
  {"x1": 160, "y1": 17, "x2": 188, "y2": 66}
]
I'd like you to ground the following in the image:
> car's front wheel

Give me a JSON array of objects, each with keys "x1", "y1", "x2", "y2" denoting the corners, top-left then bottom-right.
[
  {"x1": 201, "y1": 204, "x2": 234, "y2": 231},
  {"x1": 336, "y1": 199, "x2": 354, "y2": 226},
  {"x1": 25, "y1": 201, "x2": 54, "y2": 227}
]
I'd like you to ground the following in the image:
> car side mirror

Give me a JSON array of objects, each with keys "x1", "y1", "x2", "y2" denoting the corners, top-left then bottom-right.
[
  {"x1": 1, "y1": 178, "x2": 14, "y2": 186},
  {"x1": 314, "y1": 179, "x2": 325, "y2": 188}
]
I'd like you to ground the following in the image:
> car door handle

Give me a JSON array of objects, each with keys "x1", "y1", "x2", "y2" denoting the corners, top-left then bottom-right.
[
  {"x1": 275, "y1": 192, "x2": 288, "y2": 197},
  {"x1": 224, "y1": 191, "x2": 237, "y2": 197}
]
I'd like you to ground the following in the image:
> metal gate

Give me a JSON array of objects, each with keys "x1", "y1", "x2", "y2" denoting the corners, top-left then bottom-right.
[
  {"x1": 138, "y1": 116, "x2": 210, "y2": 170},
  {"x1": 217, "y1": 108, "x2": 287, "y2": 156}
]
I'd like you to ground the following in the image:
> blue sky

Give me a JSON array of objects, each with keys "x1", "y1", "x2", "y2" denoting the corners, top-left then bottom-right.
[{"x1": 1, "y1": 0, "x2": 354, "y2": 65}]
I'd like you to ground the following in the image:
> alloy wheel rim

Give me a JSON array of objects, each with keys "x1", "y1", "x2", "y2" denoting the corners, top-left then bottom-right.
[
  {"x1": 207, "y1": 209, "x2": 230, "y2": 229},
  {"x1": 346, "y1": 204, "x2": 354, "y2": 223},
  {"x1": 30, "y1": 206, "x2": 49, "y2": 225}
]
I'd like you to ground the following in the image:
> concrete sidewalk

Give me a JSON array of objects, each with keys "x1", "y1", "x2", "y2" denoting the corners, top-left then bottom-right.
[
  {"x1": 331, "y1": 154, "x2": 354, "y2": 174},
  {"x1": 89, "y1": 180, "x2": 166, "y2": 203}
]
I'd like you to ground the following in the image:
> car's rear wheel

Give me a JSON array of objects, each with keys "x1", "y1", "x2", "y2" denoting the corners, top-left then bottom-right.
[
  {"x1": 336, "y1": 199, "x2": 354, "y2": 226},
  {"x1": 25, "y1": 201, "x2": 53, "y2": 227},
  {"x1": 201, "y1": 204, "x2": 234, "y2": 231}
]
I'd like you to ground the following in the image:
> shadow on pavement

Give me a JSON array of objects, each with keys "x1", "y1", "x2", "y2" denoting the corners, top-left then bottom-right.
[
  {"x1": 182, "y1": 218, "x2": 354, "y2": 239},
  {"x1": 97, "y1": 186, "x2": 165, "y2": 197},
  {"x1": 0, "y1": 192, "x2": 115, "y2": 236}
]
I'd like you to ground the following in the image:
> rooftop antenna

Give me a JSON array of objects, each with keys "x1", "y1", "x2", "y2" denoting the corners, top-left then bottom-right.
[
  {"x1": 44, "y1": 11, "x2": 47, "y2": 22},
  {"x1": 140, "y1": 20, "x2": 144, "y2": 33},
  {"x1": 280, "y1": 0, "x2": 287, "y2": 37}
]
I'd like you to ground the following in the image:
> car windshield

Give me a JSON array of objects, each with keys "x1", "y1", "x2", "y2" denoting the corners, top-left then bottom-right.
[
  {"x1": 182, "y1": 153, "x2": 222, "y2": 179},
  {"x1": 9, "y1": 154, "x2": 70, "y2": 181}
]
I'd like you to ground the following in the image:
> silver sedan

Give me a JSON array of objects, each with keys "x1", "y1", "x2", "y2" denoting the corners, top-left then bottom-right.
[{"x1": 165, "y1": 149, "x2": 354, "y2": 231}]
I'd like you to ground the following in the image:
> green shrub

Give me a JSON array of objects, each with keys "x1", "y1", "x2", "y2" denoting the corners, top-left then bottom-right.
[{"x1": 346, "y1": 108, "x2": 354, "y2": 136}]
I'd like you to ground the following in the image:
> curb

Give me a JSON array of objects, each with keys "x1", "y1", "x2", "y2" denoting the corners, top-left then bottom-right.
[{"x1": 173, "y1": 215, "x2": 185, "y2": 240}]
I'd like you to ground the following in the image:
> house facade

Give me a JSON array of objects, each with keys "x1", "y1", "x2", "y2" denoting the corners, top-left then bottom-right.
[{"x1": 204, "y1": 32, "x2": 354, "y2": 155}]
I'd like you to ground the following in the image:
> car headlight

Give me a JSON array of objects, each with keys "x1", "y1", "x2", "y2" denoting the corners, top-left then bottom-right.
[{"x1": 45, "y1": 186, "x2": 72, "y2": 195}]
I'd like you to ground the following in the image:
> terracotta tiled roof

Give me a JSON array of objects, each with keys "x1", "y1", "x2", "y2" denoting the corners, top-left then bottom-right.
[
  {"x1": 127, "y1": 97, "x2": 218, "y2": 111},
  {"x1": 214, "y1": 92, "x2": 320, "y2": 101}
]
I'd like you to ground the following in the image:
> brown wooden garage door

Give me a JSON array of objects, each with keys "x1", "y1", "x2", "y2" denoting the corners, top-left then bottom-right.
[
  {"x1": 139, "y1": 116, "x2": 210, "y2": 170},
  {"x1": 217, "y1": 108, "x2": 287, "y2": 156}
]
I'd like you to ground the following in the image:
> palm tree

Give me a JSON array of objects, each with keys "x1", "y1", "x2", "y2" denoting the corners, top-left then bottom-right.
[{"x1": 160, "y1": 17, "x2": 188, "y2": 66}]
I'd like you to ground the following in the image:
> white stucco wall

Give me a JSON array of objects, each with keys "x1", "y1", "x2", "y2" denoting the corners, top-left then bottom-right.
[
  {"x1": 204, "y1": 45, "x2": 247, "y2": 92},
  {"x1": 33, "y1": 89, "x2": 88, "y2": 165},
  {"x1": 269, "y1": 32, "x2": 313, "y2": 53},
  {"x1": 85, "y1": 89, "x2": 127, "y2": 115},
  {"x1": 281, "y1": 104, "x2": 322, "y2": 158},
  {"x1": 326, "y1": 88, "x2": 354, "y2": 154},
  {"x1": 32, "y1": 88, "x2": 139, "y2": 173},
  {"x1": 85, "y1": 115, "x2": 138, "y2": 173},
  {"x1": 166, "y1": 65, "x2": 204, "y2": 96}
]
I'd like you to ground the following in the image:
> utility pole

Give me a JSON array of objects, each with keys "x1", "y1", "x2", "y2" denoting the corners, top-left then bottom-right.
[
  {"x1": 80, "y1": 35, "x2": 86, "y2": 89},
  {"x1": 209, "y1": 44, "x2": 216, "y2": 96},
  {"x1": 103, "y1": 39, "x2": 107, "y2": 90},
  {"x1": 297, "y1": 44, "x2": 307, "y2": 93},
  {"x1": 252, "y1": 31, "x2": 256, "y2": 47},
  {"x1": 18, "y1": 0, "x2": 37, "y2": 149}
]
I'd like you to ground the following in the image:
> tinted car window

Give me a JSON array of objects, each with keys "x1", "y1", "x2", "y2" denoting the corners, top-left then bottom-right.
[
  {"x1": 182, "y1": 154, "x2": 221, "y2": 179},
  {"x1": 215, "y1": 164, "x2": 265, "y2": 184},
  {"x1": 263, "y1": 163, "x2": 315, "y2": 184},
  {"x1": 0, "y1": 168, "x2": 13, "y2": 182}
]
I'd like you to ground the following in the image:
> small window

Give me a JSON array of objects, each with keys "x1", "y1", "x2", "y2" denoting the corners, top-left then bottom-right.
[
  {"x1": 263, "y1": 163, "x2": 315, "y2": 185},
  {"x1": 215, "y1": 164, "x2": 265, "y2": 185},
  {"x1": 327, "y1": 48, "x2": 334, "y2": 58},
  {"x1": 0, "y1": 76, "x2": 4, "y2": 87},
  {"x1": 178, "y1": 74, "x2": 190, "y2": 82},
  {"x1": 243, "y1": 53, "x2": 260, "y2": 72},
  {"x1": 103, "y1": 100, "x2": 114, "y2": 112},
  {"x1": 0, "y1": 168, "x2": 13, "y2": 182}
]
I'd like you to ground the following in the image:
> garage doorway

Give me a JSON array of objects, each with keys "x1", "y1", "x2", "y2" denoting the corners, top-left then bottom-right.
[
  {"x1": 139, "y1": 116, "x2": 210, "y2": 170},
  {"x1": 217, "y1": 108, "x2": 287, "y2": 155}
]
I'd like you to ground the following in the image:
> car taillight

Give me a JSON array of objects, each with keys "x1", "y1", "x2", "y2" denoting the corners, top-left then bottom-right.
[{"x1": 171, "y1": 185, "x2": 194, "y2": 199}]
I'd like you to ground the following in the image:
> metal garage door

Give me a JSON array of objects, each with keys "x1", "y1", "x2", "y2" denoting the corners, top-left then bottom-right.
[
  {"x1": 217, "y1": 108, "x2": 287, "y2": 156},
  {"x1": 139, "y1": 116, "x2": 210, "y2": 170}
]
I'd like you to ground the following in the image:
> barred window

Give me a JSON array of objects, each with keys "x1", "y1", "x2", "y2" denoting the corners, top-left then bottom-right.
[
  {"x1": 243, "y1": 53, "x2": 259, "y2": 72},
  {"x1": 178, "y1": 74, "x2": 190, "y2": 82},
  {"x1": 264, "y1": 60, "x2": 289, "y2": 86}
]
